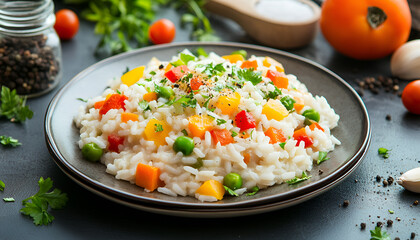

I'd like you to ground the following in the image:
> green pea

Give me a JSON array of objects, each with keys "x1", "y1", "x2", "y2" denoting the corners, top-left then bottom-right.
[
  {"x1": 223, "y1": 173, "x2": 243, "y2": 190},
  {"x1": 82, "y1": 142, "x2": 103, "y2": 162},
  {"x1": 302, "y1": 109, "x2": 320, "y2": 122},
  {"x1": 159, "y1": 86, "x2": 175, "y2": 100},
  {"x1": 173, "y1": 136, "x2": 194, "y2": 156}
]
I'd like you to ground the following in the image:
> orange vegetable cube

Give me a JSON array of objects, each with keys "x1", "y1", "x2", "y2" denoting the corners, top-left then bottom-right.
[
  {"x1": 264, "y1": 127, "x2": 287, "y2": 144},
  {"x1": 293, "y1": 128, "x2": 314, "y2": 147},
  {"x1": 190, "y1": 77, "x2": 204, "y2": 92},
  {"x1": 195, "y1": 180, "x2": 225, "y2": 200},
  {"x1": 143, "y1": 92, "x2": 158, "y2": 102},
  {"x1": 94, "y1": 100, "x2": 105, "y2": 109},
  {"x1": 293, "y1": 96, "x2": 304, "y2": 113},
  {"x1": 210, "y1": 129, "x2": 234, "y2": 146},
  {"x1": 240, "y1": 60, "x2": 258, "y2": 69},
  {"x1": 164, "y1": 63, "x2": 173, "y2": 73},
  {"x1": 309, "y1": 122, "x2": 324, "y2": 132},
  {"x1": 262, "y1": 56, "x2": 285, "y2": 73},
  {"x1": 222, "y1": 54, "x2": 245, "y2": 63},
  {"x1": 144, "y1": 119, "x2": 172, "y2": 146},
  {"x1": 121, "y1": 112, "x2": 139, "y2": 123},
  {"x1": 262, "y1": 99, "x2": 289, "y2": 121},
  {"x1": 243, "y1": 153, "x2": 251, "y2": 165},
  {"x1": 216, "y1": 92, "x2": 241, "y2": 115},
  {"x1": 266, "y1": 70, "x2": 288, "y2": 89},
  {"x1": 188, "y1": 115, "x2": 213, "y2": 139},
  {"x1": 121, "y1": 66, "x2": 145, "y2": 87},
  {"x1": 135, "y1": 163, "x2": 161, "y2": 192}
]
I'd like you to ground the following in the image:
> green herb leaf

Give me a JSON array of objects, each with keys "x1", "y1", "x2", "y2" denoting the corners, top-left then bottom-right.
[
  {"x1": 116, "y1": 89, "x2": 121, "y2": 94},
  {"x1": 246, "y1": 186, "x2": 259, "y2": 196},
  {"x1": 231, "y1": 131, "x2": 238, "y2": 137},
  {"x1": 317, "y1": 151, "x2": 330, "y2": 165},
  {"x1": 388, "y1": 209, "x2": 394, "y2": 214},
  {"x1": 149, "y1": 71, "x2": 156, "y2": 76},
  {"x1": 180, "y1": 53, "x2": 196, "y2": 64},
  {"x1": 0, "y1": 180, "x2": 5, "y2": 191},
  {"x1": 286, "y1": 171, "x2": 312, "y2": 185},
  {"x1": 154, "y1": 123, "x2": 163, "y2": 132},
  {"x1": 203, "y1": 63, "x2": 225, "y2": 77},
  {"x1": 170, "y1": 59, "x2": 185, "y2": 67},
  {"x1": 20, "y1": 177, "x2": 68, "y2": 226},
  {"x1": 181, "y1": 129, "x2": 188, "y2": 136},
  {"x1": 76, "y1": 98, "x2": 88, "y2": 103},
  {"x1": 223, "y1": 186, "x2": 239, "y2": 197},
  {"x1": 216, "y1": 119, "x2": 227, "y2": 125},
  {"x1": 0, "y1": 86, "x2": 33, "y2": 123},
  {"x1": 237, "y1": 68, "x2": 262, "y2": 85},
  {"x1": 196, "y1": 47, "x2": 208, "y2": 57},
  {"x1": 3, "y1": 197, "x2": 15, "y2": 202},
  {"x1": 378, "y1": 148, "x2": 389, "y2": 159},
  {"x1": 370, "y1": 227, "x2": 391, "y2": 240},
  {"x1": 0, "y1": 135, "x2": 21, "y2": 147},
  {"x1": 265, "y1": 86, "x2": 282, "y2": 100},
  {"x1": 279, "y1": 142, "x2": 286, "y2": 149},
  {"x1": 231, "y1": 50, "x2": 247, "y2": 59},
  {"x1": 280, "y1": 95, "x2": 296, "y2": 111},
  {"x1": 138, "y1": 100, "x2": 150, "y2": 111}
]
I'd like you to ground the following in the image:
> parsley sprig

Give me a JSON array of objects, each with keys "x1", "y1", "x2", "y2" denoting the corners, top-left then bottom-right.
[
  {"x1": 20, "y1": 177, "x2": 68, "y2": 226},
  {"x1": 0, "y1": 179, "x2": 5, "y2": 191},
  {"x1": 286, "y1": 171, "x2": 312, "y2": 185},
  {"x1": 317, "y1": 151, "x2": 330, "y2": 165},
  {"x1": 378, "y1": 148, "x2": 390, "y2": 159},
  {"x1": 370, "y1": 227, "x2": 391, "y2": 240},
  {"x1": 0, "y1": 86, "x2": 33, "y2": 123},
  {"x1": 0, "y1": 135, "x2": 21, "y2": 147}
]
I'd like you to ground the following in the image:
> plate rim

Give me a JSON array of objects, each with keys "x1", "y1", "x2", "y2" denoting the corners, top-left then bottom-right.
[{"x1": 45, "y1": 41, "x2": 371, "y2": 208}]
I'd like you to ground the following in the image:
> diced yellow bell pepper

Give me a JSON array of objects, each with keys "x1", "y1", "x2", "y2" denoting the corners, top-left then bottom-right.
[
  {"x1": 144, "y1": 119, "x2": 172, "y2": 146},
  {"x1": 262, "y1": 99, "x2": 289, "y2": 121},
  {"x1": 188, "y1": 115, "x2": 213, "y2": 139},
  {"x1": 195, "y1": 180, "x2": 225, "y2": 200},
  {"x1": 262, "y1": 56, "x2": 285, "y2": 73},
  {"x1": 222, "y1": 54, "x2": 245, "y2": 64},
  {"x1": 216, "y1": 92, "x2": 241, "y2": 115},
  {"x1": 164, "y1": 63, "x2": 173, "y2": 73},
  {"x1": 121, "y1": 66, "x2": 145, "y2": 87}
]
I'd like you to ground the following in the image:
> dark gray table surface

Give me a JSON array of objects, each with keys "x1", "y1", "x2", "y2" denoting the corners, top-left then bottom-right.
[{"x1": 1, "y1": 3, "x2": 419, "y2": 240}]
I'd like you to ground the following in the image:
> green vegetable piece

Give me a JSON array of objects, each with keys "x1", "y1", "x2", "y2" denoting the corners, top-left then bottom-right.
[
  {"x1": 279, "y1": 142, "x2": 286, "y2": 149},
  {"x1": 378, "y1": 147, "x2": 390, "y2": 158},
  {"x1": 286, "y1": 171, "x2": 312, "y2": 185},
  {"x1": 370, "y1": 226, "x2": 391, "y2": 240},
  {"x1": 82, "y1": 142, "x2": 103, "y2": 162},
  {"x1": 0, "y1": 135, "x2": 21, "y2": 147},
  {"x1": 191, "y1": 158, "x2": 203, "y2": 169},
  {"x1": 265, "y1": 86, "x2": 282, "y2": 100},
  {"x1": 20, "y1": 177, "x2": 68, "y2": 226},
  {"x1": 216, "y1": 119, "x2": 227, "y2": 125},
  {"x1": 303, "y1": 117, "x2": 313, "y2": 126},
  {"x1": 231, "y1": 131, "x2": 238, "y2": 137},
  {"x1": 138, "y1": 100, "x2": 150, "y2": 111},
  {"x1": 0, "y1": 179, "x2": 5, "y2": 191},
  {"x1": 173, "y1": 136, "x2": 195, "y2": 156},
  {"x1": 0, "y1": 86, "x2": 33, "y2": 123},
  {"x1": 196, "y1": 47, "x2": 208, "y2": 57},
  {"x1": 388, "y1": 209, "x2": 394, "y2": 214},
  {"x1": 223, "y1": 186, "x2": 239, "y2": 196},
  {"x1": 246, "y1": 186, "x2": 259, "y2": 196},
  {"x1": 3, "y1": 197, "x2": 15, "y2": 202},
  {"x1": 170, "y1": 59, "x2": 185, "y2": 67},
  {"x1": 154, "y1": 123, "x2": 163, "y2": 132},
  {"x1": 76, "y1": 98, "x2": 88, "y2": 102},
  {"x1": 280, "y1": 96, "x2": 296, "y2": 111},
  {"x1": 302, "y1": 109, "x2": 320, "y2": 122},
  {"x1": 223, "y1": 173, "x2": 243, "y2": 190},
  {"x1": 158, "y1": 86, "x2": 175, "y2": 100},
  {"x1": 317, "y1": 151, "x2": 330, "y2": 165},
  {"x1": 231, "y1": 50, "x2": 247, "y2": 59},
  {"x1": 180, "y1": 53, "x2": 196, "y2": 64}
]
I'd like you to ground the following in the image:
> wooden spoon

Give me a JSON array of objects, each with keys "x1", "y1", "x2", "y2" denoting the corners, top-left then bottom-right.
[{"x1": 205, "y1": 0, "x2": 321, "y2": 49}]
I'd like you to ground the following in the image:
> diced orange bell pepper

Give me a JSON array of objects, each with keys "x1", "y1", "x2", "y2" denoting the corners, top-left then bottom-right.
[
  {"x1": 222, "y1": 54, "x2": 245, "y2": 64},
  {"x1": 135, "y1": 163, "x2": 161, "y2": 192},
  {"x1": 94, "y1": 100, "x2": 105, "y2": 109},
  {"x1": 262, "y1": 56, "x2": 285, "y2": 73},
  {"x1": 121, "y1": 112, "x2": 139, "y2": 123},
  {"x1": 309, "y1": 122, "x2": 324, "y2": 132},
  {"x1": 266, "y1": 70, "x2": 288, "y2": 89},
  {"x1": 188, "y1": 115, "x2": 213, "y2": 139},
  {"x1": 243, "y1": 153, "x2": 251, "y2": 165},
  {"x1": 195, "y1": 180, "x2": 225, "y2": 200},
  {"x1": 143, "y1": 92, "x2": 158, "y2": 102},
  {"x1": 293, "y1": 128, "x2": 313, "y2": 147},
  {"x1": 164, "y1": 63, "x2": 173, "y2": 73},
  {"x1": 240, "y1": 60, "x2": 258, "y2": 69},
  {"x1": 264, "y1": 127, "x2": 287, "y2": 144},
  {"x1": 210, "y1": 129, "x2": 234, "y2": 146}
]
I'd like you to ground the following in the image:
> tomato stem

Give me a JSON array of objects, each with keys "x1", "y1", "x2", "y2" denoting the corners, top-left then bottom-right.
[{"x1": 367, "y1": 6, "x2": 387, "y2": 29}]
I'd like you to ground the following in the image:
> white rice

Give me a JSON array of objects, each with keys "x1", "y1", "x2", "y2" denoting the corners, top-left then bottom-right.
[{"x1": 74, "y1": 49, "x2": 340, "y2": 202}]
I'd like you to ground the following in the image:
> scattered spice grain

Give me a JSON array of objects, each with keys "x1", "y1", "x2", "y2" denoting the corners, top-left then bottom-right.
[
  {"x1": 386, "y1": 115, "x2": 392, "y2": 121},
  {"x1": 387, "y1": 219, "x2": 393, "y2": 227},
  {"x1": 414, "y1": 200, "x2": 419, "y2": 206},
  {"x1": 343, "y1": 200, "x2": 349, "y2": 207},
  {"x1": 360, "y1": 222, "x2": 366, "y2": 230}
]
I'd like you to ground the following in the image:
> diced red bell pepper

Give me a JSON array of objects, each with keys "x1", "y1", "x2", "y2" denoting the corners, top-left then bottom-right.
[
  {"x1": 99, "y1": 94, "x2": 128, "y2": 115},
  {"x1": 293, "y1": 128, "x2": 313, "y2": 148},
  {"x1": 266, "y1": 69, "x2": 288, "y2": 89},
  {"x1": 108, "y1": 134, "x2": 124, "y2": 153},
  {"x1": 190, "y1": 77, "x2": 203, "y2": 92},
  {"x1": 164, "y1": 65, "x2": 189, "y2": 83},
  {"x1": 210, "y1": 129, "x2": 234, "y2": 146},
  {"x1": 235, "y1": 110, "x2": 256, "y2": 131}
]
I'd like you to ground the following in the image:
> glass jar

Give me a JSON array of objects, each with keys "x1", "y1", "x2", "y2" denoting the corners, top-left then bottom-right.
[{"x1": 0, "y1": 0, "x2": 61, "y2": 97}]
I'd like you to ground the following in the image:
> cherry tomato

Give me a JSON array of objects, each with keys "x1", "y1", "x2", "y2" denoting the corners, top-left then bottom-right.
[
  {"x1": 54, "y1": 9, "x2": 79, "y2": 40},
  {"x1": 149, "y1": 19, "x2": 176, "y2": 45},
  {"x1": 402, "y1": 80, "x2": 420, "y2": 115},
  {"x1": 320, "y1": 0, "x2": 411, "y2": 60}
]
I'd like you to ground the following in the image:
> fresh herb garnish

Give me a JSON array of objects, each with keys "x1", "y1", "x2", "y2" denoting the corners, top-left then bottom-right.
[
  {"x1": 181, "y1": 129, "x2": 188, "y2": 136},
  {"x1": 370, "y1": 226, "x2": 391, "y2": 240},
  {"x1": 180, "y1": 53, "x2": 196, "y2": 64},
  {"x1": 265, "y1": 86, "x2": 282, "y2": 100},
  {"x1": 171, "y1": 59, "x2": 185, "y2": 67},
  {"x1": 317, "y1": 151, "x2": 330, "y2": 165},
  {"x1": 223, "y1": 186, "x2": 239, "y2": 196},
  {"x1": 154, "y1": 123, "x2": 163, "y2": 132},
  {"x1": 0, "y1": 86, "x2": 33, "y2": 123},
  {"x1": 237, "y1": 68, "x2": 262, "y2": 85},
  {"x1": 20, "y1": 177, "x2": 68, "y2": 226},
  {"x1": 378, "y1": 148, "x2": 390, "y2": 158},
  {"x1": 216, "y1": 119, "x2": 227, "y2": 125},
  {"x1": 116, "y1": 89, "x2": 121, "y2": 94},
  {"x1": 196, "y1": 47, "x2": 208, "y2": 57},
  {"x1": 279, "y1": 142, "x2": 286, "y2": 149},
  {"x1": 3, "y1": 197, "x2": 15, "y2": 202},
  {"x1": 138, "y1": 100, "x2": 150, "y2": 111},
  {"x1": 203, "y1": 63, "x2": 226, "y2": 77},
  {"x1": 246, "y1": 186, "x2": 259, "y2": 196},
  {"x1": 286, "y1": 171, "x2": 312, "y2": 185},
  {"x1": 76, "y1": 98, "x2": 88, "y2": 103},
  {"x1": 388, "y1": 209, "x2": 394, "y2": 214},
  {"x1": 231, "y1": 131, "x2": 238, "y2": 137},
  {"x1": 280, "y1": 95, "x2": 296, "y2": 111},
  {"x1": 0, "y1": 135, "x2": 21, "y2": 147},
  {"x1": 149, "y1": 71, "x2": 156, "y2": 76},
  {"x1": 0, "y1": 180, "x2": 5, "y2": 191}
]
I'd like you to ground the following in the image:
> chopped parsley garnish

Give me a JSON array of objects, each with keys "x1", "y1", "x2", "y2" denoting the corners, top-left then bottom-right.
[
  {"x1": 0, "y1": 135, "x2": 21, "y2": 147},
  {"x1": 246, "y1": 186, "x2": 259, "y2": 196},
  {"x1": 138, "y1": 100, "x2": 150, "y2": 111},
  {"x1": 196, "y1": 47, "x2": 208, "y2": 57},
  {"x1": 203, "y1": 63, "x2": 226, "y2": 77},
  {"x1": 170, "y1": 59, "x2": 185, "y2": 67},
  {"x1": 388, "y1": 209, "x2": 394, "y2": 214},
  {"x1": 279, "y1": 142, "x2": 286, "y2": 149},
  {"x1": 216, "y1": 119, "x2": 227, "y2": 125},
  {"x1": 181, "y1": 129, "x2": 188, "y2": 136},
  {"x1": 378, "y1": 148, "x2": 389, "y2": 158},
  {"x1": 317, "y1": 151, "x2": 330, "y2": 165},
  {"x1": 0, "y1": 86, "x2": 33, "y2": 123},
  {"x1": 144, "y1": 77, "x2": 153, "y2": 82},
  {"x1": 280, "y1": 95, "x2": 296, "y2": 111},
  {"x1": 116, "y1": 89, "x2": 121, "y2": 94},
  {"x1": 76, "y1": 98, "x2": 88, "y2": 103},
  {"x1": 149, "y1": 71, "x2": 156, "y2": 76},
  {"x1": 20, "y1": 177, "x2": 68, "y2": 226},
  {"x1": 286, "y1": 171, "x2": 312, "y2": 185},
  {"x1": 231, "y1": 131, "x2": 238, "y2": 137},
  {"x1": 0, "y1": 180, "x2": 5, "y2": 191},
  {"x1": 154, "y1": 123, "x2": 163, "y2": 132},
  {"x1": 180, "y1": 53, "x2": 196, "y2": 64},
  {"x1": 223, "y1": 186, "x2": 239, "y2": 197},
  {"x1": 370, "y1": 226, "x2": 391, "y2": 240},
  {"x1": 265, "y1": 86, "x2": 282, "y2": 100},
  {"x1": 3, "y1": 197, "x2": 15, "y2": 202},
  {"x1": 237, "y1": 68, "x2": 262, "y2": 85}
]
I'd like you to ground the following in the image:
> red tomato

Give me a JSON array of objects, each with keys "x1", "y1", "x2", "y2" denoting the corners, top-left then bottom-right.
[
  {"x1": 402, "y1": 80, "x2": 420, "y2": 115},
  {"x1": 108, "y1": 135, "x2": 124, "y2": 153},
  {"x1": 149, "y1": 19, "x2": 176, "y2": 45},
  {"x1": 235, "y1": 110, "x2": 256, "y2": 131},
  {"x1": 54, "y1": 9, "x2": 79, "y2": 40},
  {"x1": 164, "y1": 65, "x2": 189, "y2": 83}
]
